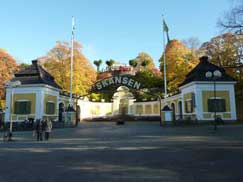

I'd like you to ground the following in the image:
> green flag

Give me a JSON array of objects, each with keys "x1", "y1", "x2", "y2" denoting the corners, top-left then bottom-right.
[
  {"x1": 163, "y1": 19, "x2": 170, "y2": 42},
  {"x1": 163, "y1": 20, "x2": 169, "y2": 32}
]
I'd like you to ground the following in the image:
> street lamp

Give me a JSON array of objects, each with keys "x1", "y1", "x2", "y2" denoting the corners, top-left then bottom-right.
[
  {"x1": 5, "y1": 80, "x2": 21, "y2": 141},
  {"x1": 205, "y1": 70, "x2": 222, "y2": 130},
  {"x1": 157, "y1": 95, "x2": 164, "y2": 126}
]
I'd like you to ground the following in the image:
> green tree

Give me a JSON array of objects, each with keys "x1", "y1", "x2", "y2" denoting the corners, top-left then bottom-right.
[
  {"x1": 93, "y1": 59, "x2": 103, "y2": 72},
  {"x1": 141, "y1": 59, "x2": 150, "y2": 68},
  {"x1": 129, "y1": 59, "x2": 137, "y2": 68},
  {"x1": 19, "y1": 63, "x2": 30, "y2": 70},
  {"x1": 134, "y1": 69, "x2": 164, "y2": 101},
  {"x1": 136, "y1": 69, "x2": 163, "y2": 89},
  {"x1": 106, "y1": 59, "x2": 115, "y2": 70},
  {"x1": 42, "y1": 41, "x2": 96, "y2": 96}
]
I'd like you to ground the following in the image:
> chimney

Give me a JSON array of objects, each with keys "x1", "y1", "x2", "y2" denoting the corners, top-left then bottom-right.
[{"x1": 199, "y1": 56, "x2": 209, "y2": 63}]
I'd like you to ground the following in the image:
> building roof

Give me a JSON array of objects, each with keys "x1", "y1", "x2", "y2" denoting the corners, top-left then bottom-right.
[
  {"x1": 179, "y1": 56, "x2": 236, "y2": 87},
  {"x1": 11, "y1": 60, "x2": 62, "y2": 89}
]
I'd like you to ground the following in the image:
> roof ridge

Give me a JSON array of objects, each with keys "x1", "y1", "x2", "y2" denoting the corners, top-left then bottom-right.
[
  {"x1": 179, "y1": 56, "x2": 235, "y2": 87},
  {"x1": 12, "y1": 59, "x2": 62, "y2": 89}
]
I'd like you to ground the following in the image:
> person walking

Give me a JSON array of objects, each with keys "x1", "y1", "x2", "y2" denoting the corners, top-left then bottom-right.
[
  {"x1": 35, "y1": 119, "x2": 44, "y2": 141},
  {"x1": 44, "y1": 118, "x2": 52, "y2": 140}
]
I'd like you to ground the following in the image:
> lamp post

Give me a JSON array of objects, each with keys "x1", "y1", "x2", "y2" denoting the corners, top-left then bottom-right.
[
  {"x1": 205, "y1": 70, "x2": 222, "y2": 130},
  {"x1": 5, "y1": 80, "x2": 21, "y2": 141},
  {"x1": 157, "y1": 95, "x2": 164, "y2": 126}
]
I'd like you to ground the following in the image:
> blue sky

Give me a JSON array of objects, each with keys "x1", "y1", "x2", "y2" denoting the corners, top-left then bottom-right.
[{"x1": 0, "y1": 0, "x2": 231, "y2": 68}]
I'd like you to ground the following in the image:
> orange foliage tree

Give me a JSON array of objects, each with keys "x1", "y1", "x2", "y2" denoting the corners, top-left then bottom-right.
[
  {"x1": 200, "y1": 33, "x2": 243, "y2": 79},
  {"x1": 42, "y1": 41, "x2": 96, "y2": 96},
  {"x1": 159, "y1": 39, "x2": 198, "y2": 92},
  {"x1": 0, "y1": 49, "x2": 19, "y2": 107},
  {"x1": 132, "y1": 52, "x2": 156, "y2": 72}
]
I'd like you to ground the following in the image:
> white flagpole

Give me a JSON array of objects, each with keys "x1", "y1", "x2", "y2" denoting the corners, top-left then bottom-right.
[
  {"x1": 69, "y1": 16, "x2": 75, "y2": 107},
  {"x1": 163, "y1": 18, "x2": 167, "y2": 104}
]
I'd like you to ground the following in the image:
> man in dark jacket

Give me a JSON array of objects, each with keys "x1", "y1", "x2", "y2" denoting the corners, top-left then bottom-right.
[{"x1": 35, "y1": 119, "x2": 45, "y2": 141}]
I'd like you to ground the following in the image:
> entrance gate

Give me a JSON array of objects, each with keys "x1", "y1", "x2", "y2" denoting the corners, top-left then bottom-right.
[
  {"x1": 112, "y1": 86, "x2": 135, "y2": 116},
  {"x1": 78, "y1": 75, "x2": 164, "y2": 120}
]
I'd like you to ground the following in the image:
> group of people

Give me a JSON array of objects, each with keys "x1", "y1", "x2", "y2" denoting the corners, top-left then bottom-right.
[{"x1": 34, "y1": 118, "x2": 52, "y2": 141}]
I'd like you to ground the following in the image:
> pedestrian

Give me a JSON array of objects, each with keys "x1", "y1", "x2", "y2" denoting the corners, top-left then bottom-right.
[
  {"x1": 35, "y1": 119, "x2": 44, "y2": 141},
  {"x1": 44, "y1": 118, "x2": 52, "y2": 140}
]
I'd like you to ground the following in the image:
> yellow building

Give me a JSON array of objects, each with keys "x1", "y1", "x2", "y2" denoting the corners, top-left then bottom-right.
[
  {"x1": 4, "y1": 60, "x2": 71, "y2": 123},
  {"x1": 162, "y1": 56, "x2": 237, "y2": 121}
]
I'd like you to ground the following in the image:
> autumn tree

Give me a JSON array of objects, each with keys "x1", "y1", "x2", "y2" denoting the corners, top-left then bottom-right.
[
  {"x1": 0, "y1": 49, "x2": 19, "y2": 108},
  {"x1": 42, "y1": 41, "x2": 96, "y2": 96},
  {"x1": 159, "y1": 39, "x2": 198, "y2": 92},
  {"x1": 182, "y1": 37, "x2": 203, "y2": 58},
  {"x1": 132, "y1": 52, "x2": 155, "y2": 72},
  {"x1": 200, "y1": 32, "x2": 242, "y2": 74},
  {"x1": 200, "y1": 32, "x2": 243, "y2": 96}
]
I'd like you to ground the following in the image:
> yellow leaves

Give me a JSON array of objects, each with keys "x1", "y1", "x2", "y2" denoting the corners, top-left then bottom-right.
[
  {"x1": 0, "y1": 49, "x2": 19, "y2": 100},
  {"x1": 133, "y1": 52, "x2": 156, "y2": 71},
  {"x1": 42, "y1": 41, "x2": 96, "y2": 96},
  {"x1": 159, "y1": 39, "x2": 198, "y2": 92},
  {"x1": 201, "y1": 33, "x2": 241, "y2": 67}
]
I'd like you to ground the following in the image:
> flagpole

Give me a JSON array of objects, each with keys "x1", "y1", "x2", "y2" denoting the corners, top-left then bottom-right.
[
  {"x1": 69, "y1": 16, "x2": 74, "y2": 107},
  {"x1": 163, "y1": 18, "x2": 167, "y2": 104}
]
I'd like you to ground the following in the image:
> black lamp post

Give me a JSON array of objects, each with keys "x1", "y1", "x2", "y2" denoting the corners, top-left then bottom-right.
[{"x1": 205, "y1": 70, "x2": 222, "y2": 130}]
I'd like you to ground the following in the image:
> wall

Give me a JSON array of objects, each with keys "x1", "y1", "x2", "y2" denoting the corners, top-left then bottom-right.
[
  {"x1": 78, "y1": 100, "x2": 113, "y2": 119},
  {"x1": 133, "y1": 101, "x2": 160, "y2": 116},
  {"x1": 77, "y1": 100, "x2": 160, "y2": 120}
]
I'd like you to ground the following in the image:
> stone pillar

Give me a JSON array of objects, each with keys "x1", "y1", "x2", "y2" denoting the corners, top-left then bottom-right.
[
  {"x1": 128, "y1": 98, "x2": 135, "y2": 115},
  {"x1": 36, "y1": 90, "x2": 43, "y2": 120},
  {"x1": 112, "y1": 97, "x2": 119, "y2": 115},
  {"x1": 5, "y1": 88, "x2": 11, "y2": 122}
]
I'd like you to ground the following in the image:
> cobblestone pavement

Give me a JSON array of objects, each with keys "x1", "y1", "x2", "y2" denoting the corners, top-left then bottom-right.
[{"x1": 0, "y1": 122, "x2": 243, "y2": 182}]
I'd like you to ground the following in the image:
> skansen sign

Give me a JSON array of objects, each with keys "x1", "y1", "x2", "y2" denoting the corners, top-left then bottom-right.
[{"x1": 94, "y1": 76, "x2": 141, "y2": 91}]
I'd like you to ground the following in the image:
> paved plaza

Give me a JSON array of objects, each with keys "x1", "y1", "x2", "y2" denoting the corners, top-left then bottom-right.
[{"x1": 0, "y1": 122, "x2": 243, "y2": 182}]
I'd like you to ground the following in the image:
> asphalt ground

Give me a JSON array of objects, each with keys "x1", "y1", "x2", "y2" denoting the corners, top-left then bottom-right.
[{"x1": 0, "y1": 122, "x2": 243, "y2": 182}]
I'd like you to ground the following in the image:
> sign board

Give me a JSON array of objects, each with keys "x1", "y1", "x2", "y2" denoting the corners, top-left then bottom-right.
[{"x1": 94, "y1": 76, "x2": 141, "y2": 91}]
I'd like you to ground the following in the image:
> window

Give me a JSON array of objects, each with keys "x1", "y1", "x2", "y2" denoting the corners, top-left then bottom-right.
[
  {"x1": 208, "y1": 98, "x2": 226, "y2": 112},
  {"x1": 14, "y1": 101, "x2": 31, "y2": 114},
  {"x1": 46, "y1": 102, "x2": 55, "y2": 114},
  {"x1": 185, "y1": 100, "x2": 193, "y2": 113}
]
